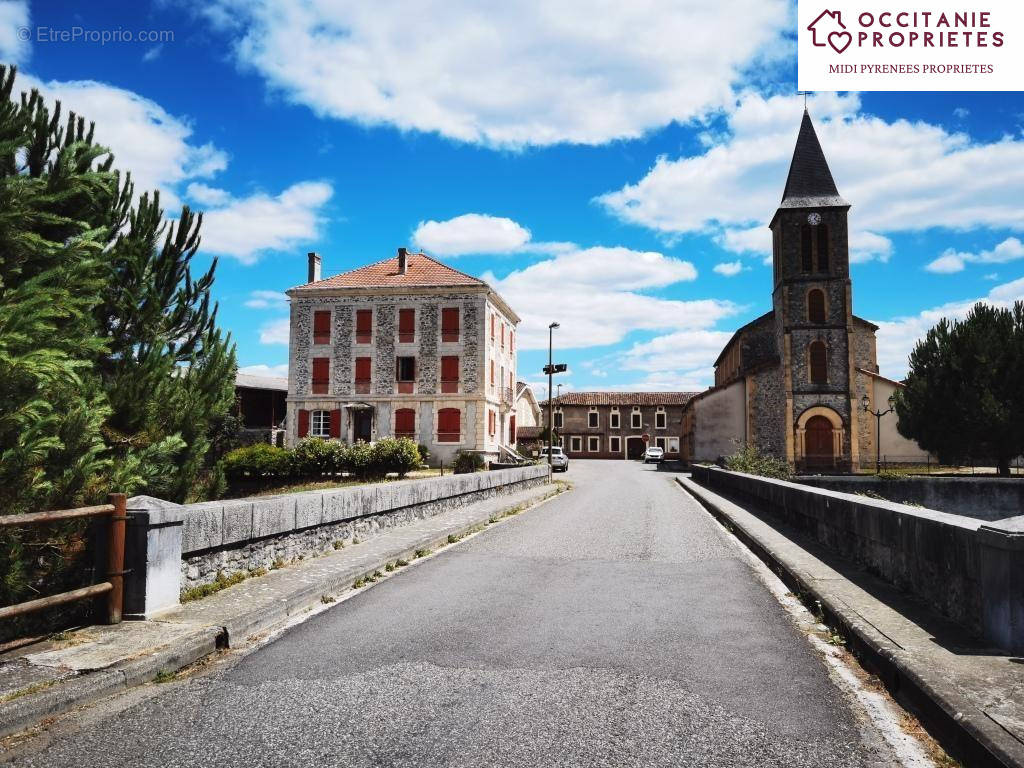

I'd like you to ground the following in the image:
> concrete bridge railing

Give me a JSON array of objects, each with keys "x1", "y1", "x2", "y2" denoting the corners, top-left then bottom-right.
[
  {"x1": 690, "y1": 465, "x2": 1024, "y2": 654},
  {"x1": 124, "y1": 465, "x2": 550, "y2": 618}
]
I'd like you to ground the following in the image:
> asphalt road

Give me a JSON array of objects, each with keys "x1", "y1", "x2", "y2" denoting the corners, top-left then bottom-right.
[{"x1": 9, "y1": 461, "x2": 903, "y2": 767}]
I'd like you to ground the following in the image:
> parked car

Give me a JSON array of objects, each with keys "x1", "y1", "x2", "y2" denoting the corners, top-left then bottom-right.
[
  {"x1": 540, "y1": 446, "x2": 569, "y2": 472},
  {"x1": 643, "y1": 446, "x2": 664, "y2": 464}
]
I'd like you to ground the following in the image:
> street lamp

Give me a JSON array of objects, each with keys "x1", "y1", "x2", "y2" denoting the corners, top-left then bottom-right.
[
  {"x1": 546, "y1": 322, "x2": 560, "y2": 470},
  {"x1": 862, "y1": 393, "x2": 895, "y2": 474}
]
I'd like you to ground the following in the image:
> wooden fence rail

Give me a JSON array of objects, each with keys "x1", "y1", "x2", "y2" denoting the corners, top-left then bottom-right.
[{"x1": 0, "y1": 493, "x2": 127, "y2": 624}]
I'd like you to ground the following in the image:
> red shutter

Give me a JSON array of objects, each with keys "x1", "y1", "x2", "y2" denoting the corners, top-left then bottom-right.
[
  {"x1": 395, "y1": 408, "x2": 415, "y2": 437},
  {"x1": 490, "y1": 360, "x2": 495, "y2": 385},
  {"x1": 355, "y1": 309, "x2": 372, "y2": 343},
  {"x1": 355, "y1": 357, "x2": 371, "y2": 394},
  {"x1": 329, "y1": 409, "x2": 341, "y2": 438},
  {"x1": 510, "y1": 330, "x2": 514, "y2": 351},
  {"x1": 441, "y1": 355, "x2": 459, "y2": 393},
  {"x1": 298, "y1": 409, "x2": 310, "y2": 438},
  {"x1": 398, "y1": 308, "x2": 415, "y2": 343},
  {"x1": 510, "y1": 415, "x2": 516, "y2": 440},
  {"x1": 438, "y1": 408, "x2": 460, "y2": 442},
  {"x1": 441, "y1": 308, "x2": 460, "y2": 342},
  {"x1": 313, "y1": 311, "x2": 331, "y2": 344},
  {"x1": 501, "y1": 323, "x2": 505, "y2": 348},
  {"x1": 311, "y1": 357, "x2": 329, "y2": 394},
  {"x1": 490, "y1": 314, "x2": 495, "y2": 339}
]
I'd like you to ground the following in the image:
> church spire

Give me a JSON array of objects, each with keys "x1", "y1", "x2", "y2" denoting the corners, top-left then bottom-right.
[{"x1": 779, "y1": 110, "x2": 848, "y2": 209}]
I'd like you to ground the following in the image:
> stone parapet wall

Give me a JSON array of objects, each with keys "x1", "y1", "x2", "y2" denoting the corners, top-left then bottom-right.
[
  {"x1": 178, "y1": 465, "x2": 550, "y2": 590},
  {"x1": 690, "y1": 465, "x2": 1024, "y2": 653}
]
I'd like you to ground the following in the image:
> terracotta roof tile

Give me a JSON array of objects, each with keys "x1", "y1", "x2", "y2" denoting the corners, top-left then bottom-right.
[
  {"x1": 293, "y1": 252, "x2": 485, "y2": 290},
  {"x1": 552, "y1": 391, "x2": 698, "y2": 406}
]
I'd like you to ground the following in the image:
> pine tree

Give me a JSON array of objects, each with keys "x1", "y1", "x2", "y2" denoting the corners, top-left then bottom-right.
[{"x1": 896, "y1": 301, "x2": 1024, "y2": 476}]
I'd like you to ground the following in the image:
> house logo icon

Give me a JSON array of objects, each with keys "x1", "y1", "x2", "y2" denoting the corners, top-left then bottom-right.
[{"x1": 808, "y1": 9, "x2": 852, "y2": 54}]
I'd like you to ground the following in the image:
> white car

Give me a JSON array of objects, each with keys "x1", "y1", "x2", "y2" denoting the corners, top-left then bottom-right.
[
  {"x1": 540, "y1": 446, "x2": 569, "y2": 472},
  {"x1": 643, "y1": 446, "x2": 664, "y2": 464}
]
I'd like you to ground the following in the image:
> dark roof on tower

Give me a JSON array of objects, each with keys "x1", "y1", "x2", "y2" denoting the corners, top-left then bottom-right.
[{"x1": 778, "y1": 110, "x2": 849, "y2": 210}]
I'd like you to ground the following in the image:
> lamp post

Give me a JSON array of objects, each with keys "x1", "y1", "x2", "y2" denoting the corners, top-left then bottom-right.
[
  {"x1": 862, "y1": 393, "x2": 895, "y2": 474},
  {"x1": 546, "y1": 322, "x2": 560, "y2": 469}
]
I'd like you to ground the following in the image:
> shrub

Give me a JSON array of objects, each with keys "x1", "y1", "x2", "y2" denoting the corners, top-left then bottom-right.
[
  {"x1": 417, "y1": 444, "x2": 431, "y2": 465},
  {"x1": 453, "y1": 450, "x2": 485, "y2": 474},
  {"x1": 724, "y1": 444, "x2": 793, "y2": 481},
  {"x1": 291, "y1": 438, "x2": 346, "y2": 478},
  {"x1": 346, "y1": 441, "x2": 377, "y2": 480},
  {"x1": 222, "y1": 443, "x2": 291, "y2": 481},
  {"x1": 372, "y1": 438, "x2": 421, "y2": 478}
]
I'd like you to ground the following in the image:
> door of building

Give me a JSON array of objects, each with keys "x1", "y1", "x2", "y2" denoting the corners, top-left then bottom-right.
[
  {"x1": 353, "y1": 409, "x2": 373, "y2": 443},
  {"x1": 804, "y1": 415, "x2": 834, "y2": 467},
  {"x1": 626, "y1": 436, "x2": 646, "y2": 460}
]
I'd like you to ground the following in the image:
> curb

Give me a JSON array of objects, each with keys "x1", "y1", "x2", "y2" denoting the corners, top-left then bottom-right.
[
  {"x1": 1, "y1": 483, "x2": 566, "y2": 741},
  {"x1": 675, "y1": 475, "x2": 1024, "y2": 768}
]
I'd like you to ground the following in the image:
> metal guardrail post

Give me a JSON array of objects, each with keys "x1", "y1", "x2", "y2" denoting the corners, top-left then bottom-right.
[{"x1": 106, "y1": 493, "x2": 127, "y2": 624}]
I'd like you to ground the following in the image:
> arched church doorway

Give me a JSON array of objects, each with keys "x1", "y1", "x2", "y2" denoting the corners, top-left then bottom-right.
[
  {"x1": 795, "y1": 406, "x2": 844, "y2": 471},
  {"x1": 804, "y1": 416, "x2": 834, "y2": 467}
]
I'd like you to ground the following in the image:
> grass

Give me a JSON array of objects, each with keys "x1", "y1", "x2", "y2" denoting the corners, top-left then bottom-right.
[
  {"x1": 180, "y1": 569, "x2": 249, "y2": 603},
  {"x1": 0, "y1": 678, "x2": 57, "y2": 704},
  {"x1": 320, "y1": 594, "x2": 336, "y2": 604},
  {"x1": 153, "y1": 669, "x2": 176, "y2": 684},
  {"x1": 332, "y1": 540, "x2": 345, "y2": 550}
]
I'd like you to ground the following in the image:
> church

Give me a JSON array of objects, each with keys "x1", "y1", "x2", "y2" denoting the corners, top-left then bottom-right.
[{"x1": 680, "y1": 110, "x2": 928, "y2": 472}]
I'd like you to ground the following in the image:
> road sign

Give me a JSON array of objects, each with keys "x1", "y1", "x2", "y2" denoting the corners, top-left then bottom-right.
[
  {"x1": 542, "y1": 363, "x2": 568, "y2": 375},
  {"x1": 642, "y1": 434, "x2": 650, "y2": 443}
]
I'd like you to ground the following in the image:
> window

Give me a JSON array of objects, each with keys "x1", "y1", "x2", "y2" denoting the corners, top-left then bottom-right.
[
  {"x1": 311, "y1": 410, "x2": 330, "y2": 438},
  {"x1": 313, "y1": 311, "x2": 331, "y2": 345},
  {"x1": 655, "y1": 411, "x2": 667, "y2": 429},
  {"x1": 631, "y1": 411, "x2": 642, "y2": 429},
  {"x1": 808, "y1": 289, "x2": 826, "y2": 324},
  {"x1": 395, "y1": 408, "x2": 416, "y2": 439},
  {"x1": 809, "y1": 340, "x2": 828, "y2": 384},
  {"x1": 396, "y1": 356, "x2": 416, "y2": 393},
  {"x1": 441, "y1": 355, "x2": 459, "y2": 393},
  {"x1": 655, "y1": 437, "x2": 666, "y2": 451},
  {"x1": 570, "y1": 436, "x2": 582, "y2": 453},
  {"x1": 490, "y1": 314, "x2": 496, "y2": 341},
  {"x1": 609, "y1": 410, "x2": 620, "y2": 429},
  {"x1": 398, "y1": 308, "x2": 415, "y2": 343},
  {"x1": 437, "y1": 408, "x2": 461, "y2": 442},
  {"x1": 355, "y1": 309, "x2": 372, "y2": 344},
  {"x1": 501, "y1": 323, "x2": 505, "y2": 349},
  {"x1": 510, "y1": 330, "x2": 515, "y2": 351},
  {"x1": 510, "y1": 415, "x2": 516, "y2": 440},
  {"x1": 553, "y1": 410, "x2": 563, "y2": 429},
  {"x1": 588, "y1": 436, "x2": 600, "y2": 452},
  {"x1": 488, "y1": 410, "x2": 496, "y2": 436},
  {"x1": 668, "y1": 437, "x2": 680, "y2": 453},
  {"x1": 588, "y1": 410, "x2": 599, "y2": 428},
  {"x1": 490, "y1": 360, "x2": 495, "y2": 387},
  {"x1": 311, "y1": 357, "x2": 329, "y2": 394},
  {"x1": 801, "y1": 225, "x2": 813, "y2": 272},
  {"x1": 354, "y1": 357, "x2": 371, "y2": 394},
  {"x1": 441, "y1": 308, "x2": 460, "y2": 342},
  {"x1": 609, "y1": 436, "x2": 621, "y2": 453},
  {"x1": 817, "y1": 225, "x2": 829, "y2": 272}
]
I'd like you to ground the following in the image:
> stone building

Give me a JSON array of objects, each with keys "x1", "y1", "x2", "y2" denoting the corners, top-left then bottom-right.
[
  {"x1": 285, "y1": 248, "x2": 520, "y2": 464},
  {"x1": 546, "y1": 392, "x2": 695, "y2": 460},
  {"x1": 681, "y1": 110, "x2": 929, "y2": 471}
]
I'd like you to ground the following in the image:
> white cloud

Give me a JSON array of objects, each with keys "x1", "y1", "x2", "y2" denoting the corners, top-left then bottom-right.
[
  {"x1": 953, "y1": 107, "x2": 970, "y2": 120},
  {"x1": 924, "y1": 237, "x2": 1024, "y2": 274},
  {"x1": 197, "y1": 181, "x2": 333, "y2": 264},
  {"x1": 258, "y1": 318, "x2": 290, "y2": 345},
  {"x1": 238, "y1": 363, "x2": 288, "y2": 377},
  {"x1": 142, "y1": 44, "x2": 164, "y2": 62},
  {"x1": 187, "y1": 182, "x2": 232, "y2": 206},
  {"x1": 713, "y1": 260, "x2": 744, "y2": 277},
  {"x1": 599, "y1": 91, "x2": 1024, "y2": 267},
  {"x1": 873, "y1": 276, "x2": 1024, "y2": 378},
  {"x1": 0, "y1": 1, "x2": 29, "y2": 64},
  {"x1": 244, "y1": 290, "x2": 288, "y2": 309},
  {"x1": 193, "y1": 0, "x2": 788, "y2": 147},
  {"x1": 413, "y1": 214, "x2": 530, "y2": 256},
  {"x1": 21, "y1": 75, "x2": 228, "y2": 211},
  {"x1": 483, "y1": 245, "x2": 736, "y2": 350}
]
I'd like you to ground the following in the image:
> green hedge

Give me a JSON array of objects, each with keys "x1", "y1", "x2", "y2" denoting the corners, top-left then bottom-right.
[{"x1": 222, "y1": 438, "x2": 422, "y2": 484}]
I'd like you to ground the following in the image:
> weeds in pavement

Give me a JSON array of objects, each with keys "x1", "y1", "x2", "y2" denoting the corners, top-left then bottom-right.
[
  {"x1": 320, "y1": 595, "x2": 335, "y2": 604},
  {"x1": 385, "y1": 562, "x2": 396, "y2": 572},
  {"x1": 332, "y1": 540, "x2": 345, "y2": 550},
  {"x1": 0, "y1": 679, "x2": 57, "y2": 703},
  {"x1": 395, "y1": 559, "x2": 409, "y2": 567},
  {"x1": 415, "y1": 548, "x2": 430, "y2": 558},
  {"x1": 153, "y1": 670, "x2": 176, "y2": 684},
  {"x1": 180, "y1": 569, "x2": 248, "y2": 603}
]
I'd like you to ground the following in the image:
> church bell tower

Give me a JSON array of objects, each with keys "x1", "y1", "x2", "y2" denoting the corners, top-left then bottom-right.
[{"x1": 769, "y1": 110, "x2": 860, "y2": 471}]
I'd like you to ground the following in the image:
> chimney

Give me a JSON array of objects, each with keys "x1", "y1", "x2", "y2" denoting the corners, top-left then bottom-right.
[
  {"x1": 397, "y1": 247, "x2": 408, "y2": 275},
  {"x1": 307, "y1": 251, "x2": 321, "y2": 283}
]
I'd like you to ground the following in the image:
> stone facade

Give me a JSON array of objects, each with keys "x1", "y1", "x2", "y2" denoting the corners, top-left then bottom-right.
[
  {"x1": 681, "y1": 111, "x2": 927, "y2": 472},
  {"x1": 545, "y1": 393, "x2": 693, "y2": 460},
  {"x1": 284, "y1": 252, "x2": 520, "y2": 465}
]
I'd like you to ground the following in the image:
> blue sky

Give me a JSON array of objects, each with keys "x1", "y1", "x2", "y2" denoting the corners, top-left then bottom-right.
[{"x1": 4, "y1": 0, "x2": 1024, "y2": 397}]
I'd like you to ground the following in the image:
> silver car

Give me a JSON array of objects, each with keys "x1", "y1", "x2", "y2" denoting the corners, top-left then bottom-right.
[
  {"x1": 643, "y1": 446, "x2": 664, "y2": 464},
  {"x1": 540, "y1": 446, "x2": 569, "y2": 472}
]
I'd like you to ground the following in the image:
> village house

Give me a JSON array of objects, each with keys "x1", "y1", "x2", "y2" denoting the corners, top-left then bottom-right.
[
  {"x1": 680, "y1": 110, "x2": 929, "y2": 471},
  {"x1": 234, "y1": 371, "x2": 287, "y2": 445},
  {"x1": 545, "y1": 392, "x2": 695, "y2": 460},
  {"x1": 285, "y1": 248, "x2": 520, "y2": 465}
]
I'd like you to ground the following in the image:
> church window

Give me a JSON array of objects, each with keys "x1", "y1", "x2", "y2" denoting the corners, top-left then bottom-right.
[
  {"x1": 817, "y1": 225, "x2": 830, "y2": 272},
  {"x1": 801, "y1": 226, "x2": 813, "y2": 272},
  {"x1": 809, "y1": 341, "x2": 828, "y2": 384},
  {"x1": 808, "y1": 289, "x2": 826, "y2": 324}
]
